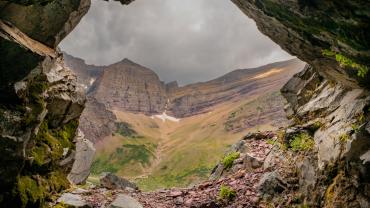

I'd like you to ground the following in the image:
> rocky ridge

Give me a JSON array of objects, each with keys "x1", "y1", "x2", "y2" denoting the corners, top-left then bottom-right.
[{"x1": 64, "y1": 54, "x2": 304, "y2": 118}]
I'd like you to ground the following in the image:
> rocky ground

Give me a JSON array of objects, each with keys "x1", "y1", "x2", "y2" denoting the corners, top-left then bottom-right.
[{"x1": 54, "y1": 132, "x2": 278, "y2": 208}]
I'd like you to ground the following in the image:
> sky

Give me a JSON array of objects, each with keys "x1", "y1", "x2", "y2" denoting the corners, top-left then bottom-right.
[{"x1": 60, "y1": 0, "x2": 293, "y2": 85}]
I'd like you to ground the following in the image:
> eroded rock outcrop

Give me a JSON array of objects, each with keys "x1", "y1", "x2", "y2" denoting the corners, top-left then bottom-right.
[
  {"x1": 0, "y1": 0, "x2": 89, "y2": 206},
  {"x1": 278, "y1": 65, "x2": 370, "y2": 207}
]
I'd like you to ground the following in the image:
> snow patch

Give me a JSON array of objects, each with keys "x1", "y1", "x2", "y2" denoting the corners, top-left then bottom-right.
[
  {"x1": 89, "y1": 78, "x2": 96, "y2": 85},
  {"x1": 151, "y1": 112, "x2": 180, "y2": 122}
]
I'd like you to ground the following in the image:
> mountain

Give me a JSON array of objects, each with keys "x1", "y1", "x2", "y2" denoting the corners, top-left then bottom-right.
[
  {"x1": 64, "y1": 53, "x2": 304, "y2": 118},
  {"x1": 63, "y1": 53, "x2": 105, "y2": 91},
  {"x1": 167, "y1": 59, "x2": 304, "y2": 117},
  {"x1": 91, "y1": 58, "x2": 168, "y2": 114},
  {"x1": 64, "y1": 55, "x2": 306, "y2": 190}
]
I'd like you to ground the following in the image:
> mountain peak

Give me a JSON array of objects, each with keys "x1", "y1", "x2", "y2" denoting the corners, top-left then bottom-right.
[{"x1": 119, "y1": 58, "x2": 137, "y2": 65}]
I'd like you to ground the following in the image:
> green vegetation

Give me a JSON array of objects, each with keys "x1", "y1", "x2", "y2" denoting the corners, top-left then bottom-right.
[
  {"x1": 16, "y1": 176, "x2": 46, "y2": 208},
  {"x1": 219, "y1": 185, "x2": 236, "y2": 201},
  {"x1": 290, "y1": 133, "x2": 315, "y2": 152},
  {"x1": 115, "y1": 122, "x2": 138, "y2": 137},
  {"x1": 312, "y1": 121, "x2": 323, "y2": 130},
  {"x1": 15, "y1": 170, "x2": 69, "y2": 208},
  {"x1": 31, "y1": 120, "x2": 77, "y2": 167},
  {"x1": 322, "y1": 49, "x2": 368, "y2": 78},
  {"x1": 351, "y1": 124, "x2": 359, "y2": 133},
  {"x1": 91, "y1": 143, "x2": 156, "y2": 174},
  {"x1": 339, "y1": 134, "x2": 350, "y2": 144},
  {"x1": 222, "y1": 152, "x2": 240, "y2": 169}
]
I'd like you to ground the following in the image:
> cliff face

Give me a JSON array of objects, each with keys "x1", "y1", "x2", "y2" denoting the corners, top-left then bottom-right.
[
  {"x1": 66, "y1": 56, "x2": 304, "y2": 118},
  {"x1": 79, "y1": 97, "x2": 117, "y2": 144},
  {"x1": 91, "y1": 59, "x2": 168, "y2": 114},
  {"x1": 0, "y1": 0, "x2": 89, "y2": 207}
]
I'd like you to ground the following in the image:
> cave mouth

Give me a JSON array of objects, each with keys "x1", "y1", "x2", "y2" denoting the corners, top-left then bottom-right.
[
  {"x1": 60, "y1": 0, "x2": 294, "y2": 86},
  {"x1": 57, "y1": 0, "x2": 306, "y2": 191}
]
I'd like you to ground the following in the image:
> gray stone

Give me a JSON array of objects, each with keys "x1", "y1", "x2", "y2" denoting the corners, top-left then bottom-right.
[
  {"x1": 263, "y1": 148, "x2": 285, "y2": 171},
  {"x1": 297, "y1": 158, "x2": 316, "y2": 194},
  {"x1": 108, "y1": 194, "x2": 143, "y2": 208},
  {"x1": 68, "y1": 130, "x2": 96, "y2": 185},
  {"x1": 366, "y1": 122, "x2": 370, "y2": 134},
  {"x1": 257, "y1": 172, "x2": 286, "y2": 197},
  {"x1": 209, "y1": 164, "x2": 224, "y2": 180},
  {"x1": 360, "y1": 150, "x2": 370, "y2": 164},
  {"x1": 100, "y1": 172, "x2": 138, "y2": 190},
  {"x1": 57, "y1": 193, "x2": 90, "y2": 207},
  {"x1": 241, "y1": 154, "x2": 263, "y2": 170}
]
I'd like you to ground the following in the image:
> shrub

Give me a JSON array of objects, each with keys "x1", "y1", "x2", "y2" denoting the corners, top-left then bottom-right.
[
  {"x1": 219, "y1": 185, "x2": 236, "y2": 201},
  {"x1": 222, "y1": 152, "x2": 240, "y2": 169},
  {"x1": 290, "y1": 133, "x2": 314, "y2": 152}
]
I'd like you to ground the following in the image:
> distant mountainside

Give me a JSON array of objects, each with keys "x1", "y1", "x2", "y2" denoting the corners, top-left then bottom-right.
[
  {"x1": 64, "y1": 53, "x2": 305, "y2": 117},
  {"x1": 63, "y1": 53, "x2": 306, "y2": 190}
]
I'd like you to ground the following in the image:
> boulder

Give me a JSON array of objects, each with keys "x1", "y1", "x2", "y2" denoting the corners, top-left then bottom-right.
[
  {"x1": 231, "y1": 153, "x2": 263, "y2": 173},
  {"x1": 68, "y1": 129, "x2": 96, "y2": 184},
  {"x1": 57, "y1": 193, "x2": 90, "y2": 208},
  {"x1": 242, "y1": 154, "x2": 263, "y2": 170},
  {"x1": 100, "y1": 172, "x2": 138, "y2": 190},
  {"x1": 257, "y1": 172, "x2": 287, "y2": 198},
  {"x1": 263, "y1": 148, "x2": 286, "y2": 171},
  {"x1": 108, "y1": 194, "x2": 143, "y2": 208}
]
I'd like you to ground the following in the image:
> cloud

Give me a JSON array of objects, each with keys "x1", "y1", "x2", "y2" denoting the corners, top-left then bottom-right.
[{"x1": 60, "y1": 0, "x2": 293, "y2": 85}]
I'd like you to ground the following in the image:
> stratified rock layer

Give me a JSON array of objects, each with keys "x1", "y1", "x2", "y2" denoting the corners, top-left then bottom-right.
[{"x1": 92, "y1": 59, "x2": 168, "y2": 114}]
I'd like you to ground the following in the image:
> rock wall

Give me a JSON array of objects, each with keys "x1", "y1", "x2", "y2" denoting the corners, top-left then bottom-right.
[
  {"x1": 279, "y1": 65, "x2": 370, "y2": 206},
  {"x1": 230, "y1": 0, "x2": 370, "y2": 206},
  {"x1": 0, "y1": 0, "x2": 90, "y2": 207}
]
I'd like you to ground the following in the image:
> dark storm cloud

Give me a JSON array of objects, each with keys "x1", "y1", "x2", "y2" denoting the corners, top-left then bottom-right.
[{"x1": 60, "y1": 0, "x2": 293, "y2": 85}]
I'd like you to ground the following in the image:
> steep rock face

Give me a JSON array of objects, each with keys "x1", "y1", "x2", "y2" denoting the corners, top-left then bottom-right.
[
  {"x1": 0, "y1": 1, "x2": 89, "y2": 207},
  {"x1": 79, "y1": 97, "x2": 117, "y2": 143},
  {"x1": 91, "y1": 59, "x2": 168, "y2": 115}
]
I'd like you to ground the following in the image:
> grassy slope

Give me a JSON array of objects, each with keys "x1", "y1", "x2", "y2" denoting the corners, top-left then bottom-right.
[
  {"x1": 90, "y1": 61, "x2": 305, "y2": 191},
  {"x1": 91, "y1": 90, "x2": 286, "y2": 191}
]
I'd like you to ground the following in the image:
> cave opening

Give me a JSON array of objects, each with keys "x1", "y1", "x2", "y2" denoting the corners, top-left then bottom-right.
[
  {"x1": 59, "y1": 0, "x2": 304, "y2": 191},
  {"x1": 1, "y1": 0, "x2": 370, "y2": 207}
]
